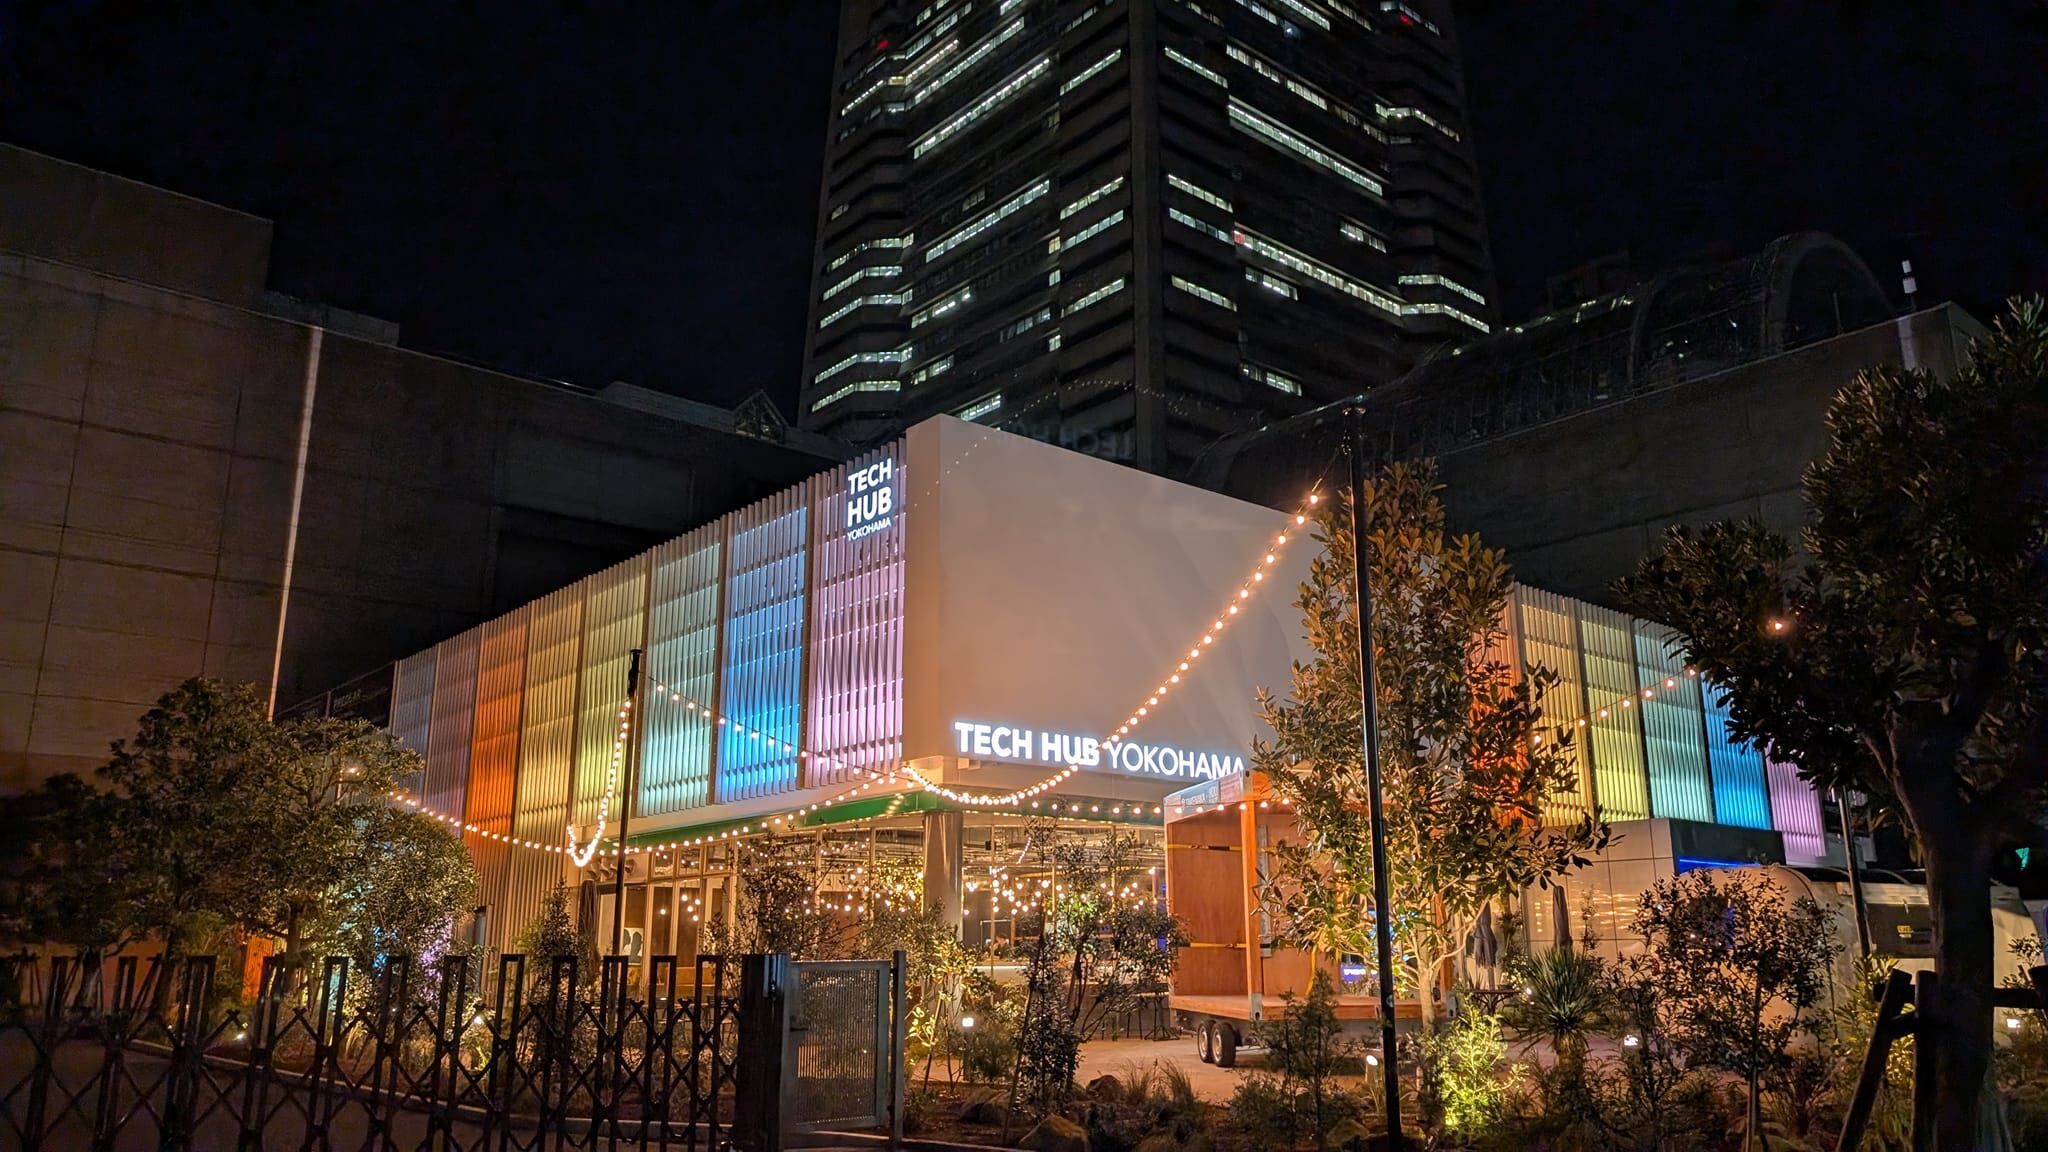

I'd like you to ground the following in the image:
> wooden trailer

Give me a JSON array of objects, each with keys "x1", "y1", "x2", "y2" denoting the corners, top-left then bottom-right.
[{"x1": 1163, "y1": 771, "x2": 1420, "y2": 1067}]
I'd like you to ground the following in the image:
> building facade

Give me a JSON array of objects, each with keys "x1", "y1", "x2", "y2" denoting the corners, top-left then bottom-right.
[
  {"x1": 799, "y1": 0, "x2": 1495, "y2": 476},
  {"x1": 376, "y1": 417, "x2": 1833, "y2": 963},
  {"x1": 0, "y1": 144, "x2": 846, "y2": 790},
  {"x1": 1193, "y1": 232, "x2": 1984, "y2": 601}
]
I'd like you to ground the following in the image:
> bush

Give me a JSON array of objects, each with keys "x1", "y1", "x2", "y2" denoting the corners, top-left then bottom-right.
[
  {"x1": 1421, "y1": 1010, "x2": 1516, "y2": 1138},
  {"x1": 1227, "y1": 1073, "x2": 1302, "y2": 1147}
]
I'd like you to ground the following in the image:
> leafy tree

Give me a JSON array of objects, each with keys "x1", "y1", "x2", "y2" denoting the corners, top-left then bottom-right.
[
  {"x1": 1632, "y1": 870, "x2": 1838, "y2": 1152},
  {"x1": 329, "y1": 805, "x2": 478, "y2": 985},
  {"x1": 1617, "y1": 299, "x2": 2048, "y2": 1149},
  {"x1": 1826, "y1": 955, "x2": 1916, "y2": 1152},
  {"x1": 853, "y1": 856, "x2": 979, "y2": 1077},
  {"x1": 1255, "y1": 460, "x2": 1609, "y2": 1034},
  {"x1": 2, "y1": 679, "x2": 475, "y2": 1001},
  {"x1": 0, "y1": 774, "x2": 150, "y2": 963},
  {"x1": 708, "y1": 835, "x2": 852, "y2": 959},
  {"x1": 1009, "y1": 825, "x2": 1186, "y2": 1113},
  {"x1": 232, "y1": 714, "x2": 424, "y2": 963},
  {"x1": 100, "y1": 679, "x2": 275, "y2": 958},
  {"x1": 1597, "y1": 949, "x2": 1738, "y2": 1152}
]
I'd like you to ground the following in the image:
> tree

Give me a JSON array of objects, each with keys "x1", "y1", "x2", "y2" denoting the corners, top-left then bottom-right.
[
  {"x1": 1617, "y1": 299, "x2": 2048, "y2": 1149},
  {"x1": 0, "y1": 774, "x2": 150, "y2": 965},
  {"x1": 1010, "y1": 824, "x2": 1186, "y2": 1113},
  {"x1": 1256, "y1": 460, "x2": 1609, "y2": 1034},
  {"x1": 515, "y1": 881, "x2": 595, "y2": 986},
  {"x1": 329, "y1": 805, "x2": 478, "y2": 985},
  {"x1": 708, "y1": 835, "x2": 855, "y2": 959},
  {"x1": 232, "y1": 714, "x2": 426, "y2": 964},
  {"x1": 101, "y1": 679, "x2": 278, "y2": 958},
  {"x1": 1632, "y1": 870, "x2": 1838, "y2": 1152}
]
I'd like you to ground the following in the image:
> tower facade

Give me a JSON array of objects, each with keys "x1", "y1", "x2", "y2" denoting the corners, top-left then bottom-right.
[{"x1": 799, "y1": 0, "x2": 1494, "y2": 475}]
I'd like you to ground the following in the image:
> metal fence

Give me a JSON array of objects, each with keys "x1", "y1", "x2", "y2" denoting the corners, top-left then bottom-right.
[
  {"x1": 0, "y1": 949, "x2": 749, "y2": 1151},
  {"x1": 785, "y1": 956, "x2": 905, "y2": 1136}
]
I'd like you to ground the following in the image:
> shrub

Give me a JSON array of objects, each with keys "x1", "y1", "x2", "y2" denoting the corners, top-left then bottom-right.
[{"x1": 1422, "y1": 1010, "x2": 1516, "y2": 1137}]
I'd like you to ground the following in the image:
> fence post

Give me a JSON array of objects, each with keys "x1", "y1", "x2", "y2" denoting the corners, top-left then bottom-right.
[
  {"x1": 484, "y1": 954, "x2": 525, "y2": 1152},
  {"x1": 22, "y1": 955, "x2": 76, "y2": 1151},
  {"x1": 1911, "y1": 970, "x2": 1939, "y2": 1152},
  {"x1": 238, "y1": 957, "x2": 287, "y2": 1152},
  {"x1": 425, "y1": 953, "x2": 466, "y2": 1151},
  {"x1": 889, "y1": 949, "x2": 907, "y2": 1150},
  {"x1": 90, "y1": 956, "x2": 134, "y2": 1152},
  {"x1": 733, "y1": 953, "x2": 791, "y2": 1152},
  {"x1": 159, "y1": 957, "x2": 216, "y2": 1152}
]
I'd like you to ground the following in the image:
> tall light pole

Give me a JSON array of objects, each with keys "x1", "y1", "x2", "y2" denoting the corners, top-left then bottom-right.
[
  {"x1": 610, "y1": 647, "x2": 645, "y2": 959},
  {"x1": 1345, "y1": 405, "x2": 1402, "y2": 1144}
]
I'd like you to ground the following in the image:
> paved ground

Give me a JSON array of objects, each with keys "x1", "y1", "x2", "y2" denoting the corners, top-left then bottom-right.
[{"x1": 1075, "y1": 1036, "x2": 1272, "y2": 1103}]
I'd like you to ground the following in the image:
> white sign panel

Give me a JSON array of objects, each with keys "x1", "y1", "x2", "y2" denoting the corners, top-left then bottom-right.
[
  {"x1": 951, "y1": 719, "x2": 1244, "y2": 782},
  {"x1": 845, "y1": 457, "x2": 896, "y2": 540}
]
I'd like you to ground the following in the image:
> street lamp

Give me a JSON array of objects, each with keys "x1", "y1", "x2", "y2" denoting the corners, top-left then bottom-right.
[{"x1": 1345, "y1": 405, "x2": 1403, "y2": 1146}]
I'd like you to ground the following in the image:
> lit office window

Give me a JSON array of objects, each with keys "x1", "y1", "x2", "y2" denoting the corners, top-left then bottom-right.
[
  {"x1": 911, "y1": 19, "x2": 1024, "y2": 106},
  {"x1": 1167, "y1": 174, "x2": 1232, "y2": 212},
  {"x1": 810, "y1": 379, "x2": 904, "y2": 412},
  {"x1": 1246, "y1": 269, "x2": 1299, "y2": 299},
  {"x1": 1398, "y1": 272, "x2": 1487, "y2": 305},
  {"x1": 1169, "y1": 207, "x2": 1233, "y2": 245},
  {"x1": 911, "y1": 286, "x2": 975, "y2": 327},
  {"x1": 822, "y1": 265, "x2": 903, "y2": 300},
  {"x1": 1060, "y1": 48, "x2": 1123, "y2": 96},
  {"x1": 927, "y1": 177, "x2": 1052, "y2": 261},
  {"x1": 1227, "y1": 99, "x2": 1385, "y2": 196},
  {"x1": 1171, "y1": 275, "x2": 1236, "y2": 311},
  {"x1": 1063, "y1": 208, "x2": 1125, "y2": 249},
  {"x1": 914, "y1": 57, "x2": 1052, "y2": 158},
  {"x1": 814, "y1": 347, "x2": 912, "y2": 385},
  {"x1": 1401, "y1": 302, "x2": 1492, "y2": 334},
  {"x1": 819, "y1": 293, "x2": 908, "y2": 329},
  {"x1": 958, "y1": 392, "x2": 1004, "y2": 421},
  {"x1": 1060, "y1": 175, "x2": 1126, "y2": 220},
  {"x1": 1163, "y1": 47, "x2": 1228, "y2": 88},
  {"x1": 1233, "y1": 225, "x2": 1402, "y2": 316},
  {"x1": 1064, "y1": 276, "x2": 1126, "y2": 317}
]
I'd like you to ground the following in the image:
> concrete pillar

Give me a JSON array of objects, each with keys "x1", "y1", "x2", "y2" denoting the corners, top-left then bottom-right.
[{"x1": 923, "y1": 810, "x2": 965, "y2": 937}]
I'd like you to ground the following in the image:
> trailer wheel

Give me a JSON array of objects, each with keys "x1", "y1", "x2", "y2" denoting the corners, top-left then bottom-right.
[
  {"x1": 1198, "y1": 1020, "x2": 1216, "y2": 1064},
  {"x1": 1216, "y1": 1024, "x2": 1239, "y2": 1069}
]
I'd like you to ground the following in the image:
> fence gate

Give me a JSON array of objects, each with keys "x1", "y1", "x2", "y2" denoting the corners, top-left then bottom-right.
[
  {"x1": 782, "y1": 952, "x2": 906, "y2": 1145},
  {"x1": 0, "y1": 949, "x2": 743, "y2": 1151}
]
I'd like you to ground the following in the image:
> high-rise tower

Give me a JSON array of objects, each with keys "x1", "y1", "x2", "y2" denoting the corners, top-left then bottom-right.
[{"x1": 799, "y1": 0, "x2": 1494, "y2": 476}]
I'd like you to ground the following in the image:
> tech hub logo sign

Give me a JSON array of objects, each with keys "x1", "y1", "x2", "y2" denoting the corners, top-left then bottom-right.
[
  {"x1": 951, "y1": 720, "x2": 1244, "y2": 782},
  {"x1": 845, "y1": 457, "x2": 896, "y2": 540}
]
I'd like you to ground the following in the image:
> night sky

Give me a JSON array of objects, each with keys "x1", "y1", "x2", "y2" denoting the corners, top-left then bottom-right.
[{"x1": 4, "y1": 2, "x2": 2043, "y2": 412}]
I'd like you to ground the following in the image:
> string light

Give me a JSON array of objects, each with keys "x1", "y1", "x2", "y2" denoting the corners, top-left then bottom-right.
[
  {"x1": 567, "y1": 698, "x2": 635, "y2": 866},
  {"x1": 1531, "y1": 669, "x2": 1699, "y2": 747},
  {"x1": 1111, "y1": 486, "x2": 1326, "y2": 742}
]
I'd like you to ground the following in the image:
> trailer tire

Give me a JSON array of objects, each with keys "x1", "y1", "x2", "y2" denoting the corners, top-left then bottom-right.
[
  {"x1": 1198, "y1": 1020, "x2": 1216, "y2": 1064},
  {"x1": 1216, "y1": 1024, "x2": 1239, "y2": 1069}
]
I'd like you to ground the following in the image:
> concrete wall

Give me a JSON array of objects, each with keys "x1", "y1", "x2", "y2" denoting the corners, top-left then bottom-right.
[
  {"x1": 0, "y1": 145, "x2": 273, "y2": 307},
  {"x1": 1, "y1": 188, "x2": 841, "y2": 791},
  {"x1": 1433, "y1": 305, "x2": 1983, "y2": 602}
]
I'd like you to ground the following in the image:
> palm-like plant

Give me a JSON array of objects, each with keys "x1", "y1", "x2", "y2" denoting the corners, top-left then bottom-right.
[{"x1": 1505, "y1": 944, "x2": 1609, "y2": 1070}]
